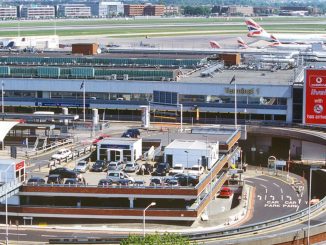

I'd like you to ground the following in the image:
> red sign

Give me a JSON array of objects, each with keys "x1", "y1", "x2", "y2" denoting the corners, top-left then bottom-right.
[
  {"x1": 305, "y1": 69, "x2": 326, "y2": 125},
  {"x1": 15, "y1": 160, "x2": 25, "y2": 171}
]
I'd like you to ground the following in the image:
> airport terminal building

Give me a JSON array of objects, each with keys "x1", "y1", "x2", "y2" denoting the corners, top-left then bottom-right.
[{"x1": 0, "y1": 50, "x2": 311, "y2": 124}]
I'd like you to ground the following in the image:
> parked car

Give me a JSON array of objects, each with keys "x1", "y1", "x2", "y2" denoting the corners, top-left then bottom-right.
[
  {"x1": 64, "y1": 178, "x2": 83, "y2": 186},
  {"x1": 90, "y1": 160, "x2": 108, "y2": 172},
  {"x1": 166, "y1": 179, "x2": 179, "y2": 187},
  {"x1": 49, "y1": 167, "x2": 77, "y2": 179},
  {"x1": 152, "y1": 162, "x2": 170, "y2": 176},
  {"x1": 107, "y1": 171, "x2": 134, "y2": 183},
  {"x1": 47, "y1": 174, "x2": 63, "y2": 184},
  {"x1": 27, "y1": 177, "x2": 45, "y2": 185},
  {"x1": 74, "y1": 160, "x2": 89, "y2": 173},
  {"x1": 107, "y1": 161, "x2": 124, "y2": 171},
  {"x1": 121, "y1": 128, "x2": 140, "y2": 138},
  {"x1": 169, "y1": 164, "x2": 184, "y2": 176},
  {"x1": 175, "y1": 174, "x2": 199, "y2": 187},
  {"x1": 219, "y1": 187, "x2": 233, "y2": 198},
  {"x1": 150, "y1": 177, "x2": 163, "y2": 186},
  {"x1": 116, "y1": 179, "x2": 132, "y2": 186},
  {"x1": 98, "y1": 179, "x2": 113, "y2": 187},
  {"x1": 188, "y1": 165, "x2": 204, "y2": 176},
  {"x1": 124, "y1": 162, "x2": 139, "y2": 173},
  {"x1": 51, "y1": 148, "x2": 72, "y2": 160},
  {"x1": 92, "y1": 134, "x2": 110, "y2": 145}
]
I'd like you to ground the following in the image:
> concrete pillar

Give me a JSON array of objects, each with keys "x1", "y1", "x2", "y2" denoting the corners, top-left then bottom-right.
[
  {"x1": 62, "y1": 107, "x2": 68, "y2": 126},
  {"x1": 92, "y1": 109, "x2": 99, "y2": 126},
  {"x1": 140, "y1": 106, "x2": 150, "y2": 128},
  {"x1": 286, "y1": 97, "x2": 293, "y2": 123},
  {"x1": 129, "y1": 197, "x2": 134, "y2": 208}
]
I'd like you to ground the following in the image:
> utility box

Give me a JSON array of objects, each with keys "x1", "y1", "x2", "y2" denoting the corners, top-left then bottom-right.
[
  {"x1": 72, "y1": 43, "x2": 99, "y2": 55},
  {"x1": 219, "y1": 53, "x2": 241, "y2": 66}
]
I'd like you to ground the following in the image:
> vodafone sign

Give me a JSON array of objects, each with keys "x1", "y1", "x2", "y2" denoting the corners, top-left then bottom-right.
[{"x1": 304, "y1": 69, "x2": 326, "y2": 125}]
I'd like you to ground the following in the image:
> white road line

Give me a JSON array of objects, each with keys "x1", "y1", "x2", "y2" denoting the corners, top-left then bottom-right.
[
  {"x1": 281, "y1": 195, "x2": 284, "y2": 201},
  {"x1": 257, "y1": 195, "x2": 262, "y2": 201},
  {"x1": 260, "y1": 184, "x2": 267, "y2": 189},
  {"x1": 273, "y1": 183, "x2": 280, "y2": 188},
  {"x1": 245, "y1": 180, "x2": 253, "y2": 184},
  {"x1": 264, "y1": 195, "x2": 267, "y2": 200},
  {"x1": 280, "y1": 188, "x2": 283, "y2": 194},
  {"x1": 255, "y1": 177, "x2": 268, "y2": 182},
  {"x1": 0, "y1": 233, "x2": 27, "y2": 236},
  {"x1": 270, "y1": 195, "x2": 275, "y2": 201},
  {"x1": 296, "y1": 205, "x2": 300, "y2": 212},
  {"x1": 286, "y1": 195, "x2": 292, "y2": 201},
  {"x1": 41, "y1": 235, "x2": 58, "y2": 237},
  {"x1": 298, "y1": 199, "x2": 302, "y2": 205}
]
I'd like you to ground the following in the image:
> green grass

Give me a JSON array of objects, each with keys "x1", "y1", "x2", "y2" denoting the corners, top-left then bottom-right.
[
  {"x1": 0, "y1": 21, "x2": 325, "y2": 37},
  {"x1": 0, "y1": 16, "x2": 325, "y2": 28}
]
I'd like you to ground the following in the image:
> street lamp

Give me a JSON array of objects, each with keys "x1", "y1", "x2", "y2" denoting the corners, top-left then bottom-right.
[
  {"x1": 308, "y1": 165, "x2": 320, "y2": 245},
  {"x1": 1, "y1": 164, "x2": 12, "y2": 245},
  {"x1": 143, "y1": 202, "x2": 156, "y2": 238},
  {"x1": 184, "y1": 151, "x2": 189, "y2": 186}
]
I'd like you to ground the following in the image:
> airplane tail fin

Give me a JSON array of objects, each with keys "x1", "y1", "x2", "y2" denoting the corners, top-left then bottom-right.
[
  {"x1": 237, "y1": 37, "x2": 249, "y2": 49},
  {"x1": 245, "y1": 18, "x2": 269, "y2": 37},
  {"x1": 268, "y1": 35, "x2": 282, "y2": 46},
  {"x1": 209, "y1": 41, "x2": 221, "y2": 49}
]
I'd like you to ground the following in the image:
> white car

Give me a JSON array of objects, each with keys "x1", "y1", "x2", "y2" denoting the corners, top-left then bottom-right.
[
  {"x1": 124, "y1": 162, "x2": 139, "y2": 173},
  {"x1": 188, "y1": 165, "x2": 204, "y2": 176},
  {"x1": 74, "y1": 160, "x2": 89, "y2": 173},
  {"x1": 169, "y1": 164, "x2": 184, "y2": 175},
  {"x1": 51, "y1": 148, "x2": 72, "y2": 160}
]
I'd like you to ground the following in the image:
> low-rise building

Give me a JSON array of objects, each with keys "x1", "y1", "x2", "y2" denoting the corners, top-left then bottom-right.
[
  {"x1": 144, "y1": 4, "x2": 165, "y2": 16},
  {"x1": 164, "y1": 5, "x2": 179, "y2": 16},
  {"x1": 58, "y1": 4, "x2": 91, "y2": 18},
  {"x1": 0, "y1": 6, "x2": 17, "y2": 19},
  {"x1": 19, "y1": 5, "x2": 55, "y2": 19},
  {"x1": 228, "y1": 5, "x2": 254, "y2": 16},
  {"x1": 89, "y1": 1, "x2": 124, "y2": 17}
]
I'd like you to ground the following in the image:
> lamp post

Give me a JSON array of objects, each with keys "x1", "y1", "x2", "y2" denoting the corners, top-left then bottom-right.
[
  {"x1": 1, "y1": 164, "x2": 12, "y2": 245},
  {"x1": 184, "y1": 151, "x2": 189, "y2": 186},
  {"x1": 143, "y1": 202, "x2": 156, "y2": 238},
  {"x1": 308, "y1": 166, "x2": 320, "y2": 245}
]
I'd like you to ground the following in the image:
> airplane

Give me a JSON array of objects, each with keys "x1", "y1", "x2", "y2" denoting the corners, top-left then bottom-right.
[
  {"x1": 268, "y1": 35, "x2": 314, "y2": 51},
  {"x1": 237, "y1": 37, "x2": 249, "y2": 49},
  {"x1": 245, "y1": 18, "x2": 326, "y2": 44},
  {"x1": 209, "y1": 41, "x2": 222, "y2": 49}
]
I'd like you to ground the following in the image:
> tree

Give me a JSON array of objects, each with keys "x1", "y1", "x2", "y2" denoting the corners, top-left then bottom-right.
[{"x1": 120, "y1": 233, "x2": 196, "y2": 245}]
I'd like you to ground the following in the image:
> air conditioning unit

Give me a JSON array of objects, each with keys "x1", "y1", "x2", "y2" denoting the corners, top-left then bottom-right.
[
  {"x1": 123, "y1": 74, "x2": 129, "y2": 80},
  {"x1": 111, "y1": 74, "x2": 117, "y2": 80}
]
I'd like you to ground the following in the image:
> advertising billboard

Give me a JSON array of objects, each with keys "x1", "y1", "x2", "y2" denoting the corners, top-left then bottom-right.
[{"x1": 304, "y1": 69, "x2": 326, "y2": 125}]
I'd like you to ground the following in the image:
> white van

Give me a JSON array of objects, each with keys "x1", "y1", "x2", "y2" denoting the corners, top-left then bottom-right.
[{"x1": 106, "y1": 171, "x2": 134, "y2": 183}]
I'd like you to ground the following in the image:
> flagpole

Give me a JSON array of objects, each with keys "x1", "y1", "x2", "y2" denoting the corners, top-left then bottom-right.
[
  {"x1": 234, "y1": 79, "x2": 237, "y2": 128},
  {"x1": 83, "y1": 80, "x2": 85, "y2": 122}
]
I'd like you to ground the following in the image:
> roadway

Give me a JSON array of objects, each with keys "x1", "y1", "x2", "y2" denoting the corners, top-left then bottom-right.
[{"x1": 244, "y1": 174, "x2": 308, "y2": 225}]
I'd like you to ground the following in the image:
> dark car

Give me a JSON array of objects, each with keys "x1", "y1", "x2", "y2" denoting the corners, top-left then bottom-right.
[
  {"x1": 64, "y1": 178, "x2": 83, "y2": 186},
  {"x1": 90, "y1": 160, "x2": 108, "y2": 172},
  {"x1": 27, "y1": 177, "x2": 45, "y2": 185},
  {"x1": 49, "y1": 167, "x2": 77, "y2": 179},
  {"x1": 47, "y1": 174, "x2": 63, "y2": 184},
  {"x1": 121, "y1": 128, "x2": 140, "y2": 138},
  {"x1": 152, "y1": 162, "x2": 170, "y2": 176},
  {"x1": 98, "y1": 179, "x2": 113, "y2": 187},
  {"x1": 175, "y1": 174, "x2": 199, "y2": 187}
]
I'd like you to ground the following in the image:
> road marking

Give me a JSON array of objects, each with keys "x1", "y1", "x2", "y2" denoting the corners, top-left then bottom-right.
[
  {"x1": 0, "y1": 233, "x2": 27, "y2": 236},
  {"x1": 41, "y1": 235, "x2": 58, "y2": 237},
  {"x1": 255, "y1": 177, "x2": 268, "y2": 182},
  {"x1": 257, "y1": 195, "x2": 262, "y2": 201},
  {"x1": 260, "y1": 184, "x2": 267, "y2": 189},
  {"x1": 296, "y1": 205, "x2": 300, "y2": 212},
  {"x1": 273, "y1": 183, "x2": 280, "y2": 188},
  {"x1": 280, "y1": 188, "x2": 283, "y2": 194},
  {"x1": 270, "y1": 195, "x2": 275, "y2": 201},
  {"x1": 245, "y1": 180, "x2": 253, "y2": 184},
  {"x1": 286, "y1": 195, "x2": 292, "y2": 201},
  {"x1": 281, "y1": 195, "x2": 284, "y2": 201},
  {"x1": 264, "y1": 195, "x2": 267, "y2": 200},
  {"x1": 298, "y1": 199, "x2": 302, "y2": 205}
]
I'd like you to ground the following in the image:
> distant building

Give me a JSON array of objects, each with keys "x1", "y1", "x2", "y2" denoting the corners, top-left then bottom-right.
[
  {"x1": 164, "y1": 5, "x2": 179, "y2": 16},
  {"x1": 124, "y1": 4, "x2": 165, "y2": 17},
  {"x1": 0, "y1": 6, "x2": 17, "y2": 19},
  {"x1": 124, "y1": 4, "x2": 144, "y2": 17},
  {"x1": 253, "y1": 7, "x2": 276, "y2": 16},
  {"x1": 89, "y1": 1, "x2": 124, "y2": 17},
  {"x1": 228, "y1": 5, "x2": 254, "y2": 16},
  {"x1": 19, "y1": 5, "x2": 55, "y2": 19},
  {"x1": 144, "y1": 4, "x2": 165, "y2": 16},
  {"x1": 58, "y1": 4, "x2": 91, "y2": 18}
]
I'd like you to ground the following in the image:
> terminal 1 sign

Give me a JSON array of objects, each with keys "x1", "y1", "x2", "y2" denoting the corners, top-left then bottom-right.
[{"x1": 304, "y1": 69, "x2": 326, "y2": 125}]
